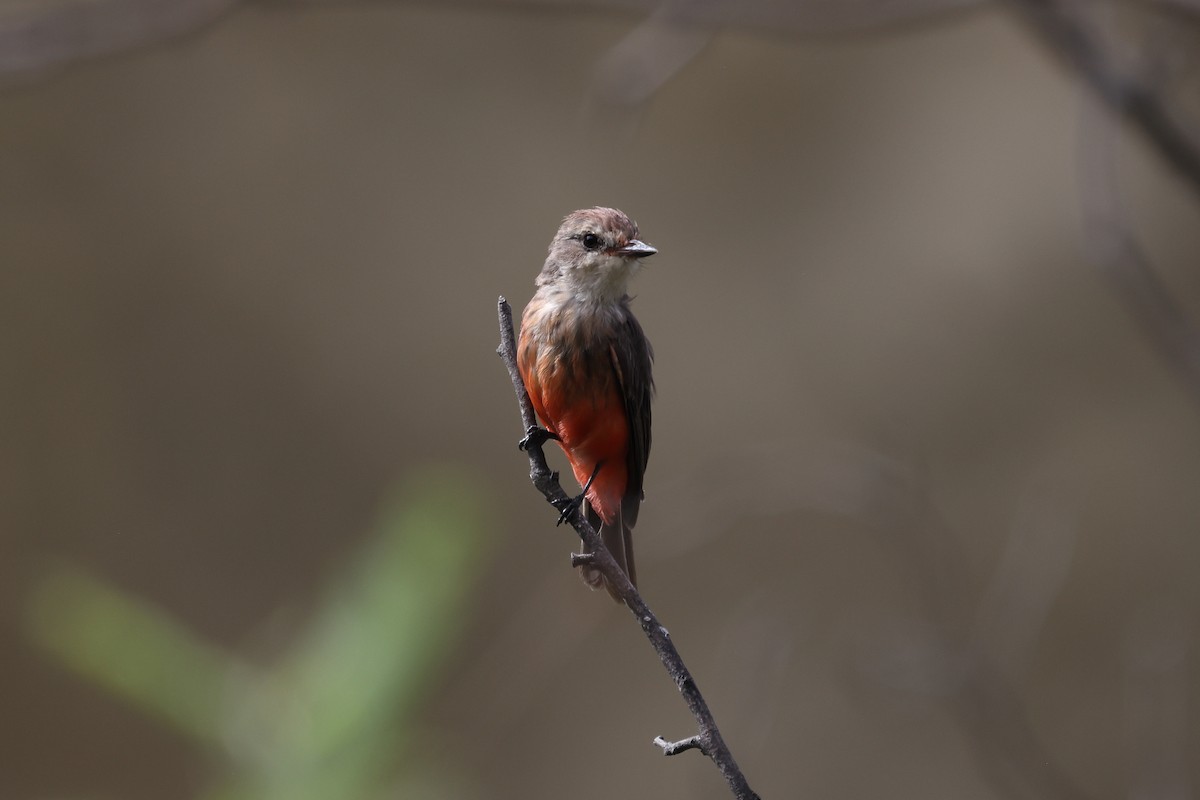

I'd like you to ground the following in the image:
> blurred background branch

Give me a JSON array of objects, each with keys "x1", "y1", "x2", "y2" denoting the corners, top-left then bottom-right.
[
  {"x1": 5, "y1": 0, "x2": 1199, "y2": 190},
  {"x1": 0, "y1": 0, "x2": 987, "y2": 79},
  {"x1": 0, "y1": 0, "x2": 236, "y2": 74},
  {"x1": 1010, "y1": 0, "x2": 1200, "y2": 199},
  {"x1": 1074, "y1": 16, "x2": 1200, "y2": 405}
]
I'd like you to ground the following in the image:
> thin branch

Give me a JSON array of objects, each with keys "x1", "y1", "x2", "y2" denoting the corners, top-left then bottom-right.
[{"x1": 496, "y1": 296, "x2": 761, "y2": 800}]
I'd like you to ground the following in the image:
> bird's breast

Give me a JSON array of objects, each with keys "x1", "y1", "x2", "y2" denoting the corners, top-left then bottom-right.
[{"x1": 519, "y1": 293, "x2": 627, "y2": 437}]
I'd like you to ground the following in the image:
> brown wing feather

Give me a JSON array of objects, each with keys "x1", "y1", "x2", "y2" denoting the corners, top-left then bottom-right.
[{"x1": 609, "y1": 302, "x2": 654, "y2": 528}]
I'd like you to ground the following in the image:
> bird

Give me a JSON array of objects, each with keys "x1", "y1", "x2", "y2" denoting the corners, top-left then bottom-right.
[{"x1": 517, "y1": 207, "x2": 656, "y2": 602}]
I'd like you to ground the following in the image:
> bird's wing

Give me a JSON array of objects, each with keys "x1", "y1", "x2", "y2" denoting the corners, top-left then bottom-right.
[{"x1": 609, "y1": 306, "x2": 654, "y2": 525}]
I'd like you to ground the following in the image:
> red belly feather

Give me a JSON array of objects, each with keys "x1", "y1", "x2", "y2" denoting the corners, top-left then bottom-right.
[{"x1": 519, "y1": 346, "x2": 629, "y2": 525}]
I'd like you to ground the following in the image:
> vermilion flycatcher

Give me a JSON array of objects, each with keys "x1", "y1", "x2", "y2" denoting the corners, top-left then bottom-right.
[{"x1": 518, "y1": 207, "x2": 656, "y2": 601}]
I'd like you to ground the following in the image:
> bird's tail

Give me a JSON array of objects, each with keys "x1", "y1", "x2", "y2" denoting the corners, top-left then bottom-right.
[{"x1": 582, "y1": 503, "x2": 636, "y2": 604}]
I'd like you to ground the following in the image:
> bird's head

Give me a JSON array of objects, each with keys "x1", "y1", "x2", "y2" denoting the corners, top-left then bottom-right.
[{"x1": 538, "y1": 207, "x2": 656, "y2": 302}]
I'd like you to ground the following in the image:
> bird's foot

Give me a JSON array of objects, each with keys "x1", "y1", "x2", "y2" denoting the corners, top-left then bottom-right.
[
  {"x1": 554, "y1": 461, "x2": 603, "y2": 527},
  {"x1": 518, "y1": 425, "x2": 560, "y2": 451},
  {"x1": 555, "y1": 493, "x2": 586, "y2": 526}
]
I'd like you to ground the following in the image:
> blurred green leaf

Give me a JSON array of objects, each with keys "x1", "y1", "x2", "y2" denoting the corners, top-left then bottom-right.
[
  {"x1": 282, "y1": 465, "x2": 487, "y2": 751},
  {"x1": 217, "y1": 465, "x2": 490, "y2": 799},
  {"x1": 27, "y1": 465, "x2": 490, "y2": 800},
  {"x1": 26, "y1": 565, "x2": 234, "y2": 745}
]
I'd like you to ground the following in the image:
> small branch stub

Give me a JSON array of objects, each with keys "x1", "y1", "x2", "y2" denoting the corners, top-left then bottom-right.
[{"x1": 655, "y1": 734, "x2": 706, "y2": 756}]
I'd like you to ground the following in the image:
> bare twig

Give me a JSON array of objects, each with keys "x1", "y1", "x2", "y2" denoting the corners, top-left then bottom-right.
[
  {"x1": 496, "y1": 296, "x2": 761, "y2": 800},
  {"x1": 654, "y1": 734, "x2": 705, "y2": 755}
]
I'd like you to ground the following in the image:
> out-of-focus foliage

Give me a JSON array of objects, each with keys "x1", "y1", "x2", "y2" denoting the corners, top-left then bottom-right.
[
  {"x1": 26, "y1": 467, "x2": 488, "y2": 800},
  {"x1": 29, "y1": 566, "x2": 232, "y2": 746}
]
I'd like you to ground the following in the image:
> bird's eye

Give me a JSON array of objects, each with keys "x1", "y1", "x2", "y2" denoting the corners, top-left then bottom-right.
[{"x1": 581, "y1": 232, "x2": 601, "y2": 250}]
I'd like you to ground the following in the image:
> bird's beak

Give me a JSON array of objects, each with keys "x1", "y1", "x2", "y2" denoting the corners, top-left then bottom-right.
[{"x1": 618, "y1": 239, "x2": 657, "y2": 258}]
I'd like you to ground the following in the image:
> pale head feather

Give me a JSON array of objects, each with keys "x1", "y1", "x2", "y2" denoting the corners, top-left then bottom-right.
[{"x1": 536, "y1": 207, "x2": 655, "y2": 304}]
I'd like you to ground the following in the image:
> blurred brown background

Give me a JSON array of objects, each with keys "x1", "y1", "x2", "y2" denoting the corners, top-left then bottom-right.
[{"x1": 3, "y1": 1, "x2": 1199, "y2": 798}]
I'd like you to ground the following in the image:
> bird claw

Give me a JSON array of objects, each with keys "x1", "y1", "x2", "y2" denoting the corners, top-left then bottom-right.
[
  {"x1": 554, "y1": 461, "x2": 602, "y2": 527},
  {"x1": 519, "y1": 425, "x2": 560, "y2": 451},
  {"x1": 555, "y1": 493, "x2": 585, "y2": 526}
]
